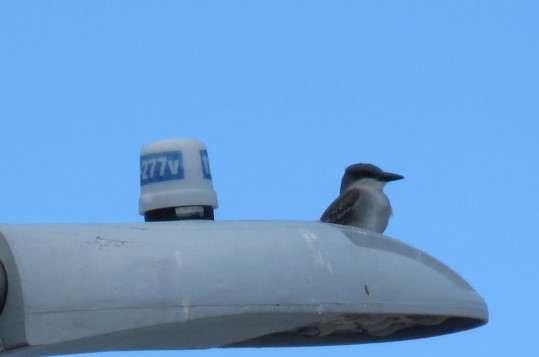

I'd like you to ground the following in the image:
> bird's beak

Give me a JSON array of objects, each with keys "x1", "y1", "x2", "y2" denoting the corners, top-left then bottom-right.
[{"x1": 380, "y1": 172, "x2": 404, "y2": 182}]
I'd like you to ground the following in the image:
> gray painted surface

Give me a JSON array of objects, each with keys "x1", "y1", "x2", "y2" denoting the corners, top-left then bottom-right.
[
  {"x1": 0, "y1": 262, "x2": 6, "y2": 313},
  {"x1": 0, "y1": 221, "x2": 488, "y2": 356}
]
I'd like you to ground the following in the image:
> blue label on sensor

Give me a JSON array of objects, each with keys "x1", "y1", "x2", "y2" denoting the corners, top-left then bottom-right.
[
  {"x1": 200, "y1": 150, "x2": 212, "y2": 179},
  {"x1": 140, "y1": 151, "x2": 184, "y2": 185}
]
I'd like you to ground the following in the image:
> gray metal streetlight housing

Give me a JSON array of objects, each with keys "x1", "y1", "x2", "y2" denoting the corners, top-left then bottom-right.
[
  {"x1": 0, "y1": 220, "x2": 487, "y2": 356},
  {"x1": 0, "y1": 139, "x2": 488, "y2": 355}
]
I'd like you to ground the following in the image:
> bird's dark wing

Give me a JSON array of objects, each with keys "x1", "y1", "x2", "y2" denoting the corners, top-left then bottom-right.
[{"x1": 320, "y1": 188, "x2": 360, "y2": 225}]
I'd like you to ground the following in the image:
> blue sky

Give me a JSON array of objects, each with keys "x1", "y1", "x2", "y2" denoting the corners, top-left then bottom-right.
[{"x1": 1, "y1": 1, "x2": 538, "y2": 356}]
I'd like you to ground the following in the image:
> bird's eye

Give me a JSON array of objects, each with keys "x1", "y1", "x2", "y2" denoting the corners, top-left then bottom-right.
[{"x1": 356, "y1": 170, "x2": 373, "y2": 179}]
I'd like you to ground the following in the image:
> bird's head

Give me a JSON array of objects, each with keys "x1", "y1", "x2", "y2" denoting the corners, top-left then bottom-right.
[{"x1": 340, "y1": 163, "x2": 404, "y2": 193}]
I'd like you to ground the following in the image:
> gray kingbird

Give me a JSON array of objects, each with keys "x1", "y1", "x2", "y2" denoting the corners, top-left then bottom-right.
[{"x1": 320, "y1": 163, "x2": 404, "y2": 233}]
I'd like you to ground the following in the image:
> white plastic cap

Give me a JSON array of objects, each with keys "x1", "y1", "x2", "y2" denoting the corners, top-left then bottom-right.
[{"x1": 139, "y1": 138, "x2": 218, "y2": 220}]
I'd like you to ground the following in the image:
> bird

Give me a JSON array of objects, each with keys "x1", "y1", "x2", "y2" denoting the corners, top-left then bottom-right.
[{"x1": 320, "y1": 163, "x2": 404, "y2": 233}]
